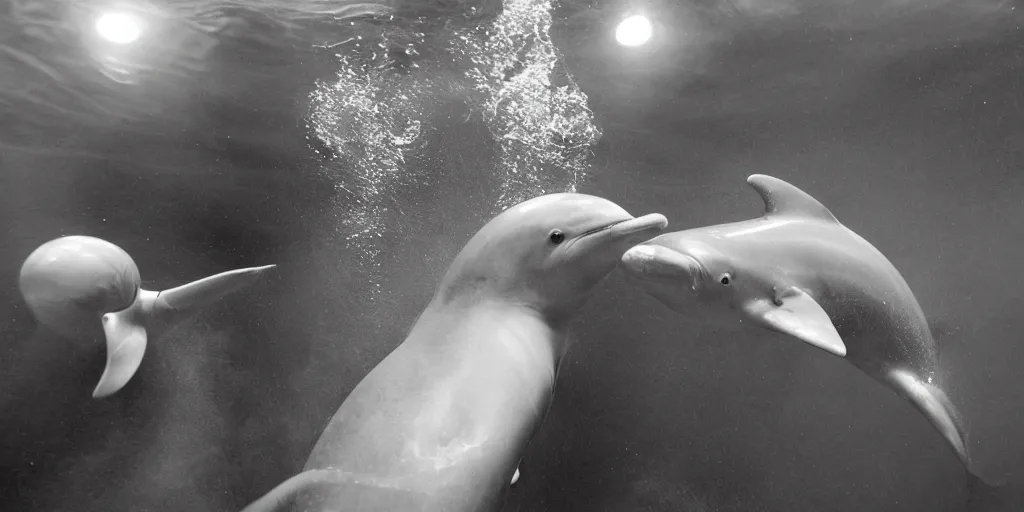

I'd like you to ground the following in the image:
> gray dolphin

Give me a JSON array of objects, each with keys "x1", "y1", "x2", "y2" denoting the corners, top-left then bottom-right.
[
  {"x1": 619, "y1": 174, "x2": 1004, "y2": 506},
  {"x1": 242, "y1": 193, "x2": 667, "y2": 512},
  {"x1": 18, "y1": 235, "x2": 275, "y2": 398}
]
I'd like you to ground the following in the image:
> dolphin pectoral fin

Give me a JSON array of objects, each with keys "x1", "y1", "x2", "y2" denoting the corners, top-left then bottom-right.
[
  {"x1": 885, "y1": 368, "x2": 971, "y2": 467},
  {"x1": 155, "y1": 264, "x2": 276, "y2": 315},
  {"x1": 511, "y1": 466, "x2": 520, "y2": 485},
  {"x1": 93, "y1": 308, "x2": 149, "y2": 398},
  {"x1": 743, "y1": 288, "x2": 847, "y2": 357}
]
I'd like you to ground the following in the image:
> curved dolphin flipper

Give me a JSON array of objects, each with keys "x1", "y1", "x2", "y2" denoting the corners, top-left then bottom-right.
[
  {"x1": 742, "y1": 287, "x2": 847, "y2": 357},
  {"x1": 93, "y1": 297, "x2": 149, "y2": 398},
  {"x1": 19, "y1": 235, "x2": 276, "y2": 399}
]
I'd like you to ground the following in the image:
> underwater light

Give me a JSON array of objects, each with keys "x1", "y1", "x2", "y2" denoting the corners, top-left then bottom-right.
[
  {"x1": 95, "y1": 11, "x2": 143, "y2": 45},
  {"x1": 615, "y1": 14, "x2": 653, "y2": 47}
]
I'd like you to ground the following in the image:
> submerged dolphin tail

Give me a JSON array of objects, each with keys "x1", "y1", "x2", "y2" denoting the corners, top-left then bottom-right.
[
  {"x1": 966, "y1": 472, "x2": 1020, "y2": 512},
  {"x1": 882, "y1": 370, "x2": 1020, "y2": 511},
  {"x1": 92, "y1": 264, "x2": 276, "y2": 399},
  {"x1": 885, "y1": 368, "x2": 970, "y2": 466}
]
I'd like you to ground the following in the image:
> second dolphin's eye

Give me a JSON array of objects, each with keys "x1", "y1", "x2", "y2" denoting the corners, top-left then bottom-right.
[
  {"x1": 549, "y1": 230, "x2": 565, "y2": 244},
  {"x1": 719, "y1": 274, "x2": 731, "y2": 286}
]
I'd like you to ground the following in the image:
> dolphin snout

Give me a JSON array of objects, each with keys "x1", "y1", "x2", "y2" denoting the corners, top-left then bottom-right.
[
  {"x1": 586, "y1": 213, "x2": 668, "y2": 253},
  {"x1": 606, "y1": 213, "x2": 668, "y2": 240},
  {"x1": 620, "y1": 244, "x2": 704, "y2": 287}
]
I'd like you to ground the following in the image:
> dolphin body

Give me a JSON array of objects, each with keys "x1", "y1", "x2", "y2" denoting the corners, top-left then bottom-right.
[
  {"x1": 18, "y1": 235, "x2": 275, "y2": 398},
  {"x1": 619, "y1": 174, "x2": 1006, "y2": 507},
  {"x1": 242, "y1": 193, "x2": 667, "y2": 512}
]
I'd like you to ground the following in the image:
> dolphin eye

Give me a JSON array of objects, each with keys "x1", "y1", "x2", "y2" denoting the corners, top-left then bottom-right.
[
  {"x1": 548, "y1": 230, "x2": 565, "y2": 244},
  {"x1": 719, "y1": 273, "x2": 732, "y2": 286}
]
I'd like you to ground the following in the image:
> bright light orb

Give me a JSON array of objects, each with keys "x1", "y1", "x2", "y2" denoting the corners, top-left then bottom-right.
[
  {"x1": 95, "y1": 12, "x2": 143, "y2": 45},
  {"x1": 615, "y1": 15, "x2": 653, "y2": 47}
]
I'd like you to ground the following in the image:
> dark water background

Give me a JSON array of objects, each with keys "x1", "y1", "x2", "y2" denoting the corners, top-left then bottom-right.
[{"x1": 1, "y1": 0, "x2": 1022, "y2": 511}]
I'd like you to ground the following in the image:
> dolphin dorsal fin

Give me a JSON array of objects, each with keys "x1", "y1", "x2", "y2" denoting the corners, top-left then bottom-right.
[{"x1": 747, "y1": 174, "x2": 838, "y2": 222}]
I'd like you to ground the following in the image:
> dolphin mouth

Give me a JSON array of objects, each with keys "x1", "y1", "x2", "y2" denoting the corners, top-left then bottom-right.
[
  {"x1": 600, "y1": 213, "x2": 669, "y2": 238},
  {"x1": 620, "y1": 244, "x2": 706, "y2": 288},
  {"x1": 568, "y1": 213, "x2": 667, "y2": 252},
  {"x1": 574, "y1": 213, "x2": 668, "y2": 242}
]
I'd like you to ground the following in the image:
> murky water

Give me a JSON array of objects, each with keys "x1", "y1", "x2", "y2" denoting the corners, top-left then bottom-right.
[{"x1": 1, "y1": 0, "x2": 1022, "y2": 511}]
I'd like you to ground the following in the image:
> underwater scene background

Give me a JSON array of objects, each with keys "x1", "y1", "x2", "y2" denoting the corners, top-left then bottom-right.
[{"x1": 1, "y1": 0, "x2": 1022, "y2": 510}]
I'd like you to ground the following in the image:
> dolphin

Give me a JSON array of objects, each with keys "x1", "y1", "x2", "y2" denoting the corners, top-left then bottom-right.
[
  {"x1": 242, "y1": 193, "x2": 667, "y2": 512},
  {"x1": 18, "y1": 235, "x2": 275, "y2": 398},
  {"x1": 619, "y1": 174, "x2": 1004, "y2": 506}
]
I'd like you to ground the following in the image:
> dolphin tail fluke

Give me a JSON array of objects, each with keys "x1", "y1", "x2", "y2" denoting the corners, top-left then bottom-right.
[
  {"x1": 94, "y1": 302, "x2": 149, "y2": 398},
  {"x1": 154, "y1": 264, "x2": 277, "y2": 316},
  {"x1": 965, "y1": 472, "x2": 1021, "y2": 512},
  {"x1": 886, "y1": 370, "x2": 1022, "y2": 511},
  {"x1": 885, "y1": 368, "x2": 970, "y2": 466}
]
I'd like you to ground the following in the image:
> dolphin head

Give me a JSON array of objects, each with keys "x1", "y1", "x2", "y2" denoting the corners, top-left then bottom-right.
[
  {"x1": 619, "y1": 175, "x2": 853, "y2": 358},
  {"x1": 618, "y1": 230, "x2": 772, "y2": 317},
  {"x1": 19, "y1": 235, "x2": 142, "y2": 340},
  {"x1": 437, "y1": 193, "x2": 667, "y2": 320},
  {"x1": 621, "y1": 228, "x2": 849, "y2": 357}
]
